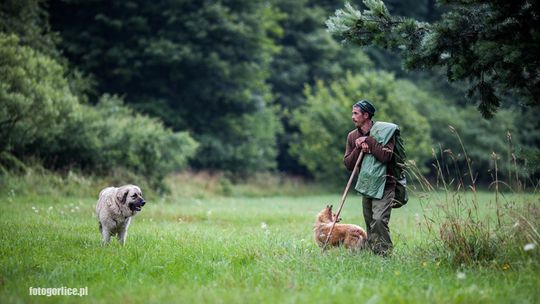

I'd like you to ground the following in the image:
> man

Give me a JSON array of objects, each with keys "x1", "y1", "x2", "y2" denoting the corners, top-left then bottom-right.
[{"x1": 343, "y1": 100, "x2": 399, "y2": 256}]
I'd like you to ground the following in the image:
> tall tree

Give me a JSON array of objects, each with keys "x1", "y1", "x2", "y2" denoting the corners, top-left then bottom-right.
[
  {"x1": 48, "y1": 0, "x2": 282, "y2": 173},
  {"x1": 0, "y1": 0, "x2": 58, "y2": 57},
  {"x1": 268, "y1": 0, "x2": 372, "y2": 174},
  {"x1": 326, "y1": 0, "x2": 540, "y2": 118}
]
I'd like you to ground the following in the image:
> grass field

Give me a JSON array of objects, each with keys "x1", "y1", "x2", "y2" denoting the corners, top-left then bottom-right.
[{"x1": 0, "y1": 185, "x2": 539, "y2": 303}]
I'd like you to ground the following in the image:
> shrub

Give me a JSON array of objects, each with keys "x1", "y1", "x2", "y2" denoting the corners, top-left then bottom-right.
[
  {"x1": 37, "y1": 95, "x2": 199, "y2": 189},
  {"x1": 289, "y1": 70, "x2": 431, "y2": 181},
  {"x1": 0, "y1": 33, "x2": 198, "y2": 189},
  {"x1": 0, "y1": 33, "x2": 78, "y2": 157}
]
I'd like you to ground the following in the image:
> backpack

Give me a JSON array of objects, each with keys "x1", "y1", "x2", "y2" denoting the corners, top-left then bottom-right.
[{"x1": 391, "y1": 130, "x2": 408, "y2": 208}]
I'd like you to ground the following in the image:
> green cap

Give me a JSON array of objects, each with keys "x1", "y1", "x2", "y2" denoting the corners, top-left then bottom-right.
[{"x1": 354, "y1": 100, "x2": 376, "y2": 116}]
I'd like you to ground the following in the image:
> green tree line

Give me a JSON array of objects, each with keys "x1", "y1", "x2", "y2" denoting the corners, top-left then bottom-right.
[{"x1": 1, "y1": 0, "x2": 538, "y2": 188}]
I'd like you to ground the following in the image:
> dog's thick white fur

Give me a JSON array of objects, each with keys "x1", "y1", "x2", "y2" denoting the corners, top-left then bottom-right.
[{"x1": 96, "y1": 184, "x2": 146, "y2": 245}]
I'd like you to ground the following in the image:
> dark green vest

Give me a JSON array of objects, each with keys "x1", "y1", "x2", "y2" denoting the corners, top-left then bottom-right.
[{"x1": 355, "y1": 122, "x2": 398, "y2": 199}]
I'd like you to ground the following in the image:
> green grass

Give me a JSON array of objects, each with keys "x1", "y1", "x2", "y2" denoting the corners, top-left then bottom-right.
[{"x1": 1, "y1": 189, "x2": 539, "y2": 303}]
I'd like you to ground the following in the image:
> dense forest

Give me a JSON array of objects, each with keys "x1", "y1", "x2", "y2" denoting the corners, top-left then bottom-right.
[{"x1": 1, "y1": 0, "x2": 538, "y2": 189}]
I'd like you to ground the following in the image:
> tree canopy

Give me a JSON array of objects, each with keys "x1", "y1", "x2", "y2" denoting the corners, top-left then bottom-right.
[
  {"x1": 290, "y1": 71, "x2": 432, "y2": 181},
  {"x1": 1, "y1": 0, "x2": 538, "y2": 186},
  {"x1": 326, "y1": 0, "x2": 540, "y2": 118}
]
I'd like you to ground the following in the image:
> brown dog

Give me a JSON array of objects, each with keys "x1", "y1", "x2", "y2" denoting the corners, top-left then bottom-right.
[{"x1": 314, "y1": 205, "x2": 368, "y2": 250}]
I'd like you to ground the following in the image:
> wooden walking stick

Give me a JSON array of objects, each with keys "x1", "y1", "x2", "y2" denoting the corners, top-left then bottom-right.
[{"x1": 321, "y1": 150, "x2": 364, "y2": 252}]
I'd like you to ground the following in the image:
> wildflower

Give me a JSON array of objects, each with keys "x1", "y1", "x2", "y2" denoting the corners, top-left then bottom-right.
[
  {"x1": 524, "y1": 243, "x2": 536, "y2": 251},
  {"x1": 456, "y1": 272, "x2": 466, "y2": 280},
  {"x1": 260, "y1": 222, "x2": 268, "y2": 230},
  {"x1": 502, "y1": 264, "x2": 510, "y2": 270},
  {"x1": 422, "y1": 261, "x2": 427, "y2": 267}
]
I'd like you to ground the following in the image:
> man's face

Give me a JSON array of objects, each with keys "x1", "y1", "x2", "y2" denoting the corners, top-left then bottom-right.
[{"x1": 352, "y1": 106, "x2": 368, "y2": 127}]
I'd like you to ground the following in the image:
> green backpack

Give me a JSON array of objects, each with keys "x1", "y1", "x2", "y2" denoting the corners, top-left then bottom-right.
[{"x1": 391, "y1": 130, "x2": 408, "y2": 208}]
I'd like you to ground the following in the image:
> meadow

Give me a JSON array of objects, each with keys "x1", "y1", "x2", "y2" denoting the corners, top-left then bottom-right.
[{"x1": 0, "y1": 173, "x2": 539, "y2": 303}]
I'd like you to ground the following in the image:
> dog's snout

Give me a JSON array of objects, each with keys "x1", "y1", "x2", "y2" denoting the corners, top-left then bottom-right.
[{"x1": 141, "y1": 200, "x2": 146, "y2": 206}]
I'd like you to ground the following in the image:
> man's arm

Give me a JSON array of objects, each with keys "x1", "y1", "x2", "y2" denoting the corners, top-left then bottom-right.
[
  {"x1": 364, "y1": 136, "x2": 395, "y2": 163},
  {"x1": 343, "y1": 133, "x2": 361, "y2": 171}
]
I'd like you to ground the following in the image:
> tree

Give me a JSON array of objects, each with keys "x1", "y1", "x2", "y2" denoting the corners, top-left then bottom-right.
[
  {"x1": 48, "y1": 0, "x2": 282, "y2": 173},
  {"x1": 289, "y1": 71, "x2": 431, "y2": 182},
  {"x1": 0, "y1": 0, "x2": 59, "y2": 58},
  {"x1": 37, "y1": 95, "x2": 199, "y2": 187},
  {"x1": 326, "y1": 0, "x2": 540, "y2": 118},
  {"x1": 268, "y1": 0, "x2": 373, "y2": 174},
  {"x1": 0, "y1": 33, "x2": 198, "y2": 187},
  {"x1": 395, "y1": 80, "x2": 520, "y2": 185},
  {"x1": 0, "y1": 33, "x2": 78, "y2": 156}
]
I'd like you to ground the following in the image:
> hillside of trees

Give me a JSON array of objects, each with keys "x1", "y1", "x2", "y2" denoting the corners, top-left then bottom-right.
[{"x1": 1, "y1": 0, "x2": 538, "y2": 189}]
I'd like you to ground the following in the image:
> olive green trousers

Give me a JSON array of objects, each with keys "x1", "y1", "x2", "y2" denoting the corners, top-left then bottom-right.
[{"x1": 362, "y1": 187, "x2": 394, "y2": 255}]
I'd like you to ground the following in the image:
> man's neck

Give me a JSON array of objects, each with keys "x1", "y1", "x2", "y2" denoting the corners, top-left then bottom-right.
[{"x1": 360, "y1": 120, "x2": 373, "y2": 135}]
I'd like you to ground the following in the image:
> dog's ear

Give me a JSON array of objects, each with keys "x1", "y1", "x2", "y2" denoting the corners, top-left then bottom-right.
[{"x1": 116, "y1": 187, "x2": 130, "y2": 204}]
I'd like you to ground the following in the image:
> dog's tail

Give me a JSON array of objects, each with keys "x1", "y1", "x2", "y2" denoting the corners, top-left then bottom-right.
[{"x1": 353, "y1": 227, "x2": 368, "y2": 239}]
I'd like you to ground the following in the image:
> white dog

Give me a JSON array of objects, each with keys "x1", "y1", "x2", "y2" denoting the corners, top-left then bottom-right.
[{"x1": 96, "y1": 184, "x2": 146, "y2": 245}]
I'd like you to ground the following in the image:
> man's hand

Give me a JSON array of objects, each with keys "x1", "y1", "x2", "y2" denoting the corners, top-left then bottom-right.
[
  {"x1": 355, "y1": 136, "x2": 371, "y2": 153},
  {"x1": 360, "y1": 142, "x2": 370, "y2": 153},
  {"x1": 355, "y1": 136, "x2": 367, "y2": 148}
]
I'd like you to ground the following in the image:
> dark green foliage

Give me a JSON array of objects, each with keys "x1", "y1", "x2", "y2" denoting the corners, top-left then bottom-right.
[
  {"x1": 0, "y1": 0, "x2": 59, "y2": 57},
  {"x1": 396, "y1": 80, "x2": 521, "y2": 184},
  {"x1": 191, "y1": 106, "x2": 282, "y2": 174},
  {"x1": 39, "y1": 95, "x2": 198, "y2": 187},
  {"x1": 0, "y1": 33, "x2": 78, "y2": 156},
  {"x1": 0, "y1": 33, "x2": 197, "y2": 188},
  {"x1": 512, "y1": 107, "x2": 540, "y2": 181},
  {"x1": 327, "y1": 0, "x2": 540, "y2": 118},
  {"x1": 1, "y1": 0, "x2": 538, "y2": 186},
  {"x1": 48, "y1": 0, "x2": 281, "y2": 172},
  {"x1": 268, "y1": 0, "x2": 373, "y2": 173},
  {"x1": 269, "y1": 0, "x2": 373, "y2": 111}
]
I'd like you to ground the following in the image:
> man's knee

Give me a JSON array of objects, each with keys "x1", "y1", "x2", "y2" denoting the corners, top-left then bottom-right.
[{"x1": 371, "y1": 217, "x2": 389, "y2": 230}]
